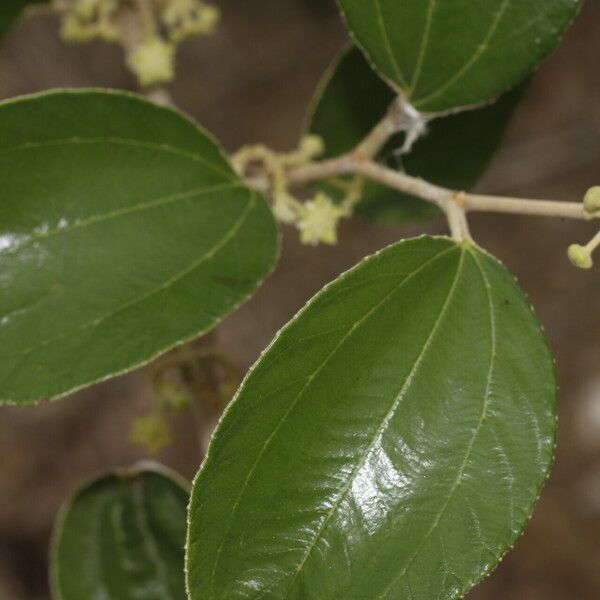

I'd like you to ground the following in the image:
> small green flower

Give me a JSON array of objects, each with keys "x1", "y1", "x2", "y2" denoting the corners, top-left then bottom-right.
[
  {"x1": 60, "y1": 0, "x2": 119, "y2": 43},
  {"x1": 130, "y1": 414, "x2": 172, "y2": 455},
  {"x1": 297, "y1": 193, "x2": 343, "y2": 246},
  {"x1": 127, "y1": 37, "x2": 176, "y2": 87},
  {"x1": 162, "y1": 0, "x2": 220, "y2": 42}
]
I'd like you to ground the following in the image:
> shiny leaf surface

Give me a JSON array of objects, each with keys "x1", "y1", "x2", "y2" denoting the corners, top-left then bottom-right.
[
  {"x1": 307, "y1": 45, "x2": 523, "y2": 222},
  {"x1": 336, "y1": 0, "x2": 581, "y2": 112},
  {"x1": 0, "y1": 91, "x2": 278, "y2": 405},
  {"x1": 187, "y1": 236, "x2": 556, "y2": 599},
  {"x1": 51, "y1": 465, "x2": 189, "y2": 600}
]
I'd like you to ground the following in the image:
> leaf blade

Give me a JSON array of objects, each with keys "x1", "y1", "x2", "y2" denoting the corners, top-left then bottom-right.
[
  {"x1": 187, "y1": 236, "x2": 556, "y2": 599},
  {"x1": 51, "y1": 464, "x2": 189, "y2": 600},
  {"x1": 306, "y1": 45, "x2": 524, "y2": 223},
  {"x1": 0, "y1": 91, "x2": 278, "y2": 405},
  {"x1": 336, "y1": 0, "x2": 581, "y2": 112}
]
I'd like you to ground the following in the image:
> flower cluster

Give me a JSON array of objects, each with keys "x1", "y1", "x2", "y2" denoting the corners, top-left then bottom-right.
[
  {"x1": 59, "y1": 0, "x2": 120, "y2": 43},
  {"x1": 161, "y1": 0, "x2": 220, "y2": 43},
  {"x1": 56, "y1": 0, "x2": 220, "y2": 88},
  {"x1": 232, "y1": 135, "x2": 359, "y2": 247},
  {"x1": 568, "y1": 187, "x2": 600, "y2": 270}
]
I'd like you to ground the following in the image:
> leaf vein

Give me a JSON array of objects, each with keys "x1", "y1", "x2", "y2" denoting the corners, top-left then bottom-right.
[
  {"x1": 0, "y1": 183, "x2": 243, "y2": 256},
  {"x1": 414, "y1": 0, "x2": 511, "y2": 107},
  {"x1": 206, "y1": 243, "x2": 460, "y2": 595},
  {"x1": 281, "y1": 247, "x2": 466, "y2": 596},
  {"x1": 375, "y1": 248, "x2": 497, "y2": 598},
  {"x1": 0, "y1": 137, "x2": 235, "y2": 180},
  {"x1": 0, "y1": 191, "x2": 257, "y2": 388}
]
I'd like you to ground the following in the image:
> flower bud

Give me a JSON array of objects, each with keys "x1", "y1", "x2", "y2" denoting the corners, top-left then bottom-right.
[
  {"x1": 568, "y1": 244, "x2": 593, "y2": 270},
  {"x1": 272, "y1": 193, "x2": 298, "y2": 225},
  {"x1": 584, "y1": 186, "x2": 600, "y2": 214},
  {"x1": 299, "y1": 134, "x2": 325, "y2": 159}
]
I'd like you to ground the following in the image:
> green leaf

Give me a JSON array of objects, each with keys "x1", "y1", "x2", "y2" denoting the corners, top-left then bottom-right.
[
  {"x1": 187, "y1": 236, "x2": 556, "y2": 599},
  {"x1": 307, "y1": 45, "x2": 524, "y2": 223},
  {"x1": 336, "y1": 0, "x2": 581, "y2": 112},
  {"x1": 0, "y1": 90, "x2": 278, "y2": 405},
  {"x1": 51, "y1": 464, "x2": 189, "y2": 600},
  {"x1": 0, "y1": 0, "x2": 41, "y2": 40}
]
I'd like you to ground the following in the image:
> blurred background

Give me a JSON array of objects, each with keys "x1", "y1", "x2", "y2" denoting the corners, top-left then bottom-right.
[{"x1": 0, "y1": 0, "x2": 599, "y2": 598}]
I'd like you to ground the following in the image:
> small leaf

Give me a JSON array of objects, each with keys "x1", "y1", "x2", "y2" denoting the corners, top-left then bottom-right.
[
  {"x1": 51, "y1": 464, "x2": 189, "y2": 600},
  {"x1": 0, "y1": 90, "x2": 278, "y2": 405},
  {"x1": 307, "y1": 45, "x2": 524, "y2": 223},
  {"x1": 187, "y1": 236, "x2": 556, "y2": 599},
  {"x1": 336, "y1": 0, "x2": 581, "y2": 112}
]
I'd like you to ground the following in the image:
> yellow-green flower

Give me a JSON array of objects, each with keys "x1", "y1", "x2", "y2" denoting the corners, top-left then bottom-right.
[
  {"x1": 297, "y1": 193, "x2": 343, "y2": 246},
  {"x1": 130, "y1": 414, "x2": 172, "y2": 455},
  {"x1": 127, "y1": 37, "x2": 176, "y2": 87},
  {"x1": 162, "y1": 0, "x2": 220, "y2": 42}
]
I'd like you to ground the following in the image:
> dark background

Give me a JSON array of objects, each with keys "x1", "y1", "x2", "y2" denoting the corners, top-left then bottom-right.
[{"x1": 0, "y1": 1, "x2": 599, "y2": 598}]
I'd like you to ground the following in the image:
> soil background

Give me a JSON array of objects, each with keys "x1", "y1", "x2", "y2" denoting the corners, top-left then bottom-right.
[{"x1": 0, "y1": 1, "x2": 599, "y2": 598}]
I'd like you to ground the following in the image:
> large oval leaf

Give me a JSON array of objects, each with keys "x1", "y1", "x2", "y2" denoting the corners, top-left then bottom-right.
[
  {"x1": 187, "y1": 236, "x2": 556, "y2": 599},
  {"x1": 336, "y1": 0, "x2": 581, "y2": 112},
  {"x1": 0, "y1": 90, "x2": 278, "y2": 405},
  {"x1": 51, "y1": 464, "x2": 189, "y2": 600},
  {"x1": 307, "y1": 45, "x2": 523, "y2": 222}
]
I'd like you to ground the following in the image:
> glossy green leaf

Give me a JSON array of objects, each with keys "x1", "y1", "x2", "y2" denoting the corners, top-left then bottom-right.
[
  {"x1": 51, "y1": 464, "x2": 189, "y2": 600},
  {"x1": 307, "y1": 45, "x2": 524, "y2": 222},
  {"x1": 336, "y1": 0, "x2": 581, "y2": 112},
  {"x1": 0, "y1": 0, "x2": 41, "y2": 40},
  {"x1": 187, "y1": 236, "x2": 556, "y2": 599},
  {"x1": 0, "y1": 90, "x2": 278, "y2": 405}
]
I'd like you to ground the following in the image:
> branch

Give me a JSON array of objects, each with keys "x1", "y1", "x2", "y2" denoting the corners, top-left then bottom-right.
[{"x1": 288, "y1": 155, "x2": 593, "y2": 222}]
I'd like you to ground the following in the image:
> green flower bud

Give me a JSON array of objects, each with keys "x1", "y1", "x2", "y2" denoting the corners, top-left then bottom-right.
[
  {"x1": 568, "y1": 244, "x2": 593, "y2": 270},
  {"x1": 299, "y1": 134, "x2": 325, "y2": 159},
  {"x1": 584, "y1": 186, "x2": 600, "y2": 214}
]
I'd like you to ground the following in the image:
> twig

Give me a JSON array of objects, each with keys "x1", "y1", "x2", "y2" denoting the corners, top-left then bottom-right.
[{"x1": 288, "y1": 155, "x2": 593, "y2": 222}]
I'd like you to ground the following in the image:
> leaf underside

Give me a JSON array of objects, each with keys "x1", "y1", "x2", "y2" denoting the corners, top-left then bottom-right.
[
  {"x1": 306, "y1": 45, "x2": 524, "y2": 223},
  {"x1": 336, "y1": 0, "x2": 581, "y2": 112},
  {"x1": 0, "y1": 91, "x2": 278, "y2": 405},
  {"x1": 51, "y1": 465, "x2": 189, "y2": 600},
  {"x1": 187, "y1": 236, "x2": 556, "y2": 600}
]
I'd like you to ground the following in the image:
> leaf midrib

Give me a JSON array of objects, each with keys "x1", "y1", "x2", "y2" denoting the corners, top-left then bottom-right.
[
  {"x1": 0, "y1": 137, "x2": 235, "y2": 179},
  {"x1": 130, "y1": 479, "x2": 172, "y2": 599},
  {"x1": 282, "y1": 247, "x2": 467, "y2": 597},
  {"x1": 0, "y1": 191, "x2": 258, "y2": 398},
  {"x1": 0, "y1": 183, "x2": 243, "y2": 257},
  {"x1": 373, "y1": 247, "x2": 497, "y2": 598},
  {"x1": 412, "y1": 0, "x2": 511, "y2": 107},
  {"x1": 373, "y1": 0, "x2": 408, "y2": 89},
  {"x1": 204, "y1": 242, "x2": 461, "y2": 596}
]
